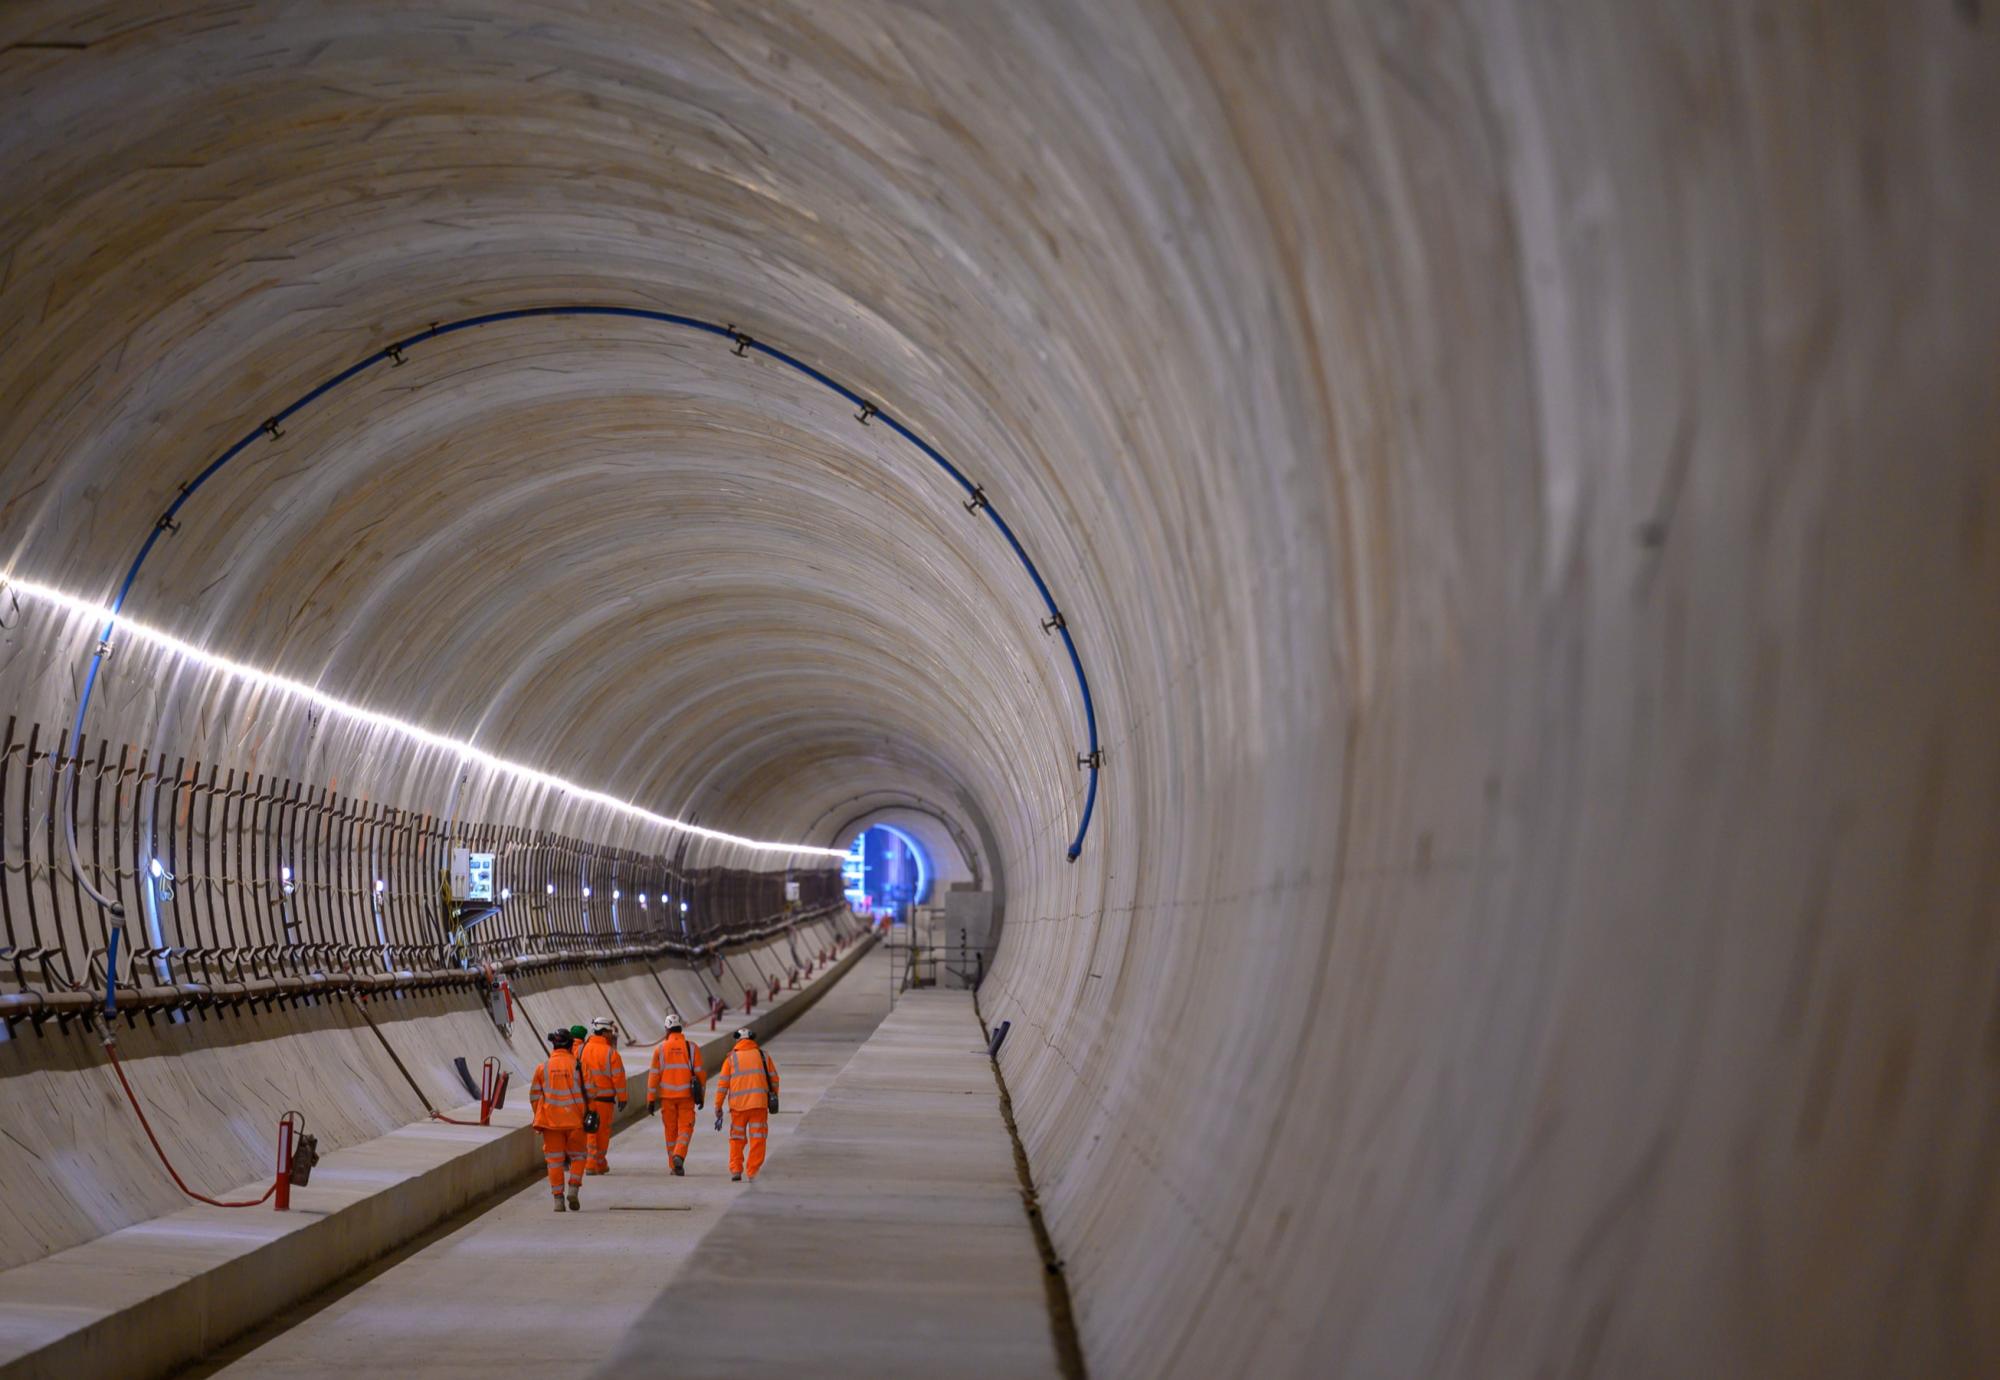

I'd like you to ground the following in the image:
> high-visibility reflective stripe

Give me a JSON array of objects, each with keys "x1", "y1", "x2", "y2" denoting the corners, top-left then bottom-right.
[
  {"x1": 581, "y1": 1039, "x2": 627, "y2": 1100},
  {"x1": 719, "y1": 1047, "x2": 774, "y2": 1109},
  {"x1": 538, "y1": 1055, "x2": 587, "y2": 1101},
  {"x1": 651, "y1": 1036, "x2": 699, "y2": 1095},
  {"x1": 533, "y1": 1054, "x2": 590, "y2": 1130}
]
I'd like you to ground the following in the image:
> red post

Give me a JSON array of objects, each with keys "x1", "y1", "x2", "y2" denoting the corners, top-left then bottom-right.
[
  {"x1": 501, "y1": 978, "x2": 515, "y2": 1024},
  {"x1": 479, "y1": 1057, "x2": 497, "y2": 1125},
  {"x1": 744, "y1": 987, "x2": 755, "y2": 1014},
  {"x1": 273, "y1": 1116, "x2": 295, "y2": 1212}
]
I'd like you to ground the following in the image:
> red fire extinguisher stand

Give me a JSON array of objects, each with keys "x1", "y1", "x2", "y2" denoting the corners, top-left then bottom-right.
[{"x1": 274, "y1": 1111, "x2": 303, "y2": 1211}]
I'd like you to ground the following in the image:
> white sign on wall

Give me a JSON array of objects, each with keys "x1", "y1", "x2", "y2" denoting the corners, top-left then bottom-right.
[{"x1": 450, "y1": 849, "x2": 497, "y2": 901}]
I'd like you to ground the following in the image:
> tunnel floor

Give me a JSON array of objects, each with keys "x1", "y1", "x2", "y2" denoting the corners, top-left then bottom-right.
[
  {"x1": 598, "y1": 987, "x2": 1065, "y2": 1380},
  {"x1": 176, "y1": 948, "x2": 1056, "y2": 1378},
  {"x1": 189, "y1": 950, "x2": 898, "y2": 1377}
]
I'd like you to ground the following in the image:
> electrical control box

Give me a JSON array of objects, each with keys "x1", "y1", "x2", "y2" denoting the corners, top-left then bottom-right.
[{"x1": 450, "y1": 849, "x2": 496, "y2": 901}]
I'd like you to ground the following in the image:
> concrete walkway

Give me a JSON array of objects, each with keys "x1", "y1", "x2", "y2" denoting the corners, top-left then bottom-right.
[
  {"x1": 597, "y1": 990, "x2": 1064, "y2": 1380},
  {"x1": 197, "y1": 947, "x2": 896, "y2": 1378}
]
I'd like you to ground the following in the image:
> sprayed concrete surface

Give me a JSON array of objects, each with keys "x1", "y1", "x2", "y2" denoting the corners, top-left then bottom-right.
[
  {"x1": 0, "y1": 5, "x2": 1995, "y2": 1378},
  {"x1": 196, "y1": 945, "x2": 898, "y2": 1378},
  {"x1": 600, "y1": 988, "x2": 1063, "y2": 1380}
]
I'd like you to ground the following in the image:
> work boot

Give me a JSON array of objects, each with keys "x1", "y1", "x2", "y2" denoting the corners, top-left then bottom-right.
[
  {"x1": 672, "y1": 1155, "x2": 685, "y2": 1176},
  {"x1": 731, "y1": 1172, "x2": 742, "y2": 1182},
  {"x1": 567, "y1": 1191, "x2": 580, "y2": 1211},
  {"x1": 552, "y1": 1197, "x2": 566, "y2": 1213}
]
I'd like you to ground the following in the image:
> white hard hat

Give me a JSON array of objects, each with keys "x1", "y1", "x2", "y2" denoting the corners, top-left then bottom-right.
[
  {"x1": 735, "y1": 1027, "x2": 753, "y2": 1040},
  {"x1": 664, "y1": 1013, "x2": 683, "y2": 1030},
  {"x1": 590, "y1": 1016, "x2": 614, "y2": 1032}
]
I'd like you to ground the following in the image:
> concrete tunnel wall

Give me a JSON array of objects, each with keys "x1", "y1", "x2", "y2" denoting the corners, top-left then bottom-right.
[
  {"x1": 0, "y1": 4, "x2": 1995, "y2": 1378},
  {"x1": 0, "y1": 927, "x2": 842, "y2": 1271}
]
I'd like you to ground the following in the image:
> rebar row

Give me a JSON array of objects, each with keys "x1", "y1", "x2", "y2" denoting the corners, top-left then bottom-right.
[{"x1": 0, "y1": 716, "x2": 840, "y2": 1006}]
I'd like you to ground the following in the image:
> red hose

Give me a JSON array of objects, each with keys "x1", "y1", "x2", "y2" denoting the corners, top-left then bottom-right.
[{"x1": 102, "y1": 1036, "x2": 278, "y2": 1209}]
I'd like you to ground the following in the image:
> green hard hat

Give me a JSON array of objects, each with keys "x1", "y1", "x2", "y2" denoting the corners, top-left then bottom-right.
[{"x1": 570, "y1": 1024, "x2": 588, "y2": 1039}]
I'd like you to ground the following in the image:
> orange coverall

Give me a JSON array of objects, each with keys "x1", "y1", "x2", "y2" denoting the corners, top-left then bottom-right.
[
  {"x1": 713, "y1": 1038, "x2": 779, "y2": 1179},
  {"x1": 529, "y1": 1048, "x2": 587, "y2": 1202},
  {"x1": 578, "y1": 1032, "x2": 628, "y2": 1173},
  {"x1": 647, "y1": 1030, "x2": 704, "y2": 1163}
]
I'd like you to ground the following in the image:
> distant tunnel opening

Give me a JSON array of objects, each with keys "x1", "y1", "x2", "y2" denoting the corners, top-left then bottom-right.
[{"x1": 842, "y1": 823, "x2": 931, "y2": 923}]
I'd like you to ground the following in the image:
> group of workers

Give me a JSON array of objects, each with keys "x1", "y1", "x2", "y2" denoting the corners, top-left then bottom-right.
[{"x1": 527, "y1": 1012, "x2": 781, "y2": 1212}]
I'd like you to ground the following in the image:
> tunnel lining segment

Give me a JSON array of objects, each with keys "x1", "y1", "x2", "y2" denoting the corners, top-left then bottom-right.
[{"x1": 54, "y1": 305, "x2": 1105, "y2": 934}]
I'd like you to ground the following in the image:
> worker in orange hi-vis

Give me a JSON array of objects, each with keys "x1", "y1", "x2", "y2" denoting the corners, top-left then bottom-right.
[
  {"x1": 711, "y1": 1025, "x2": 780, "y2": 1182},
  {"x1": 529, "y1": 1029, "x2": 588, "y2": 1212},
  {"x1": 578, "y1": 1016, "x2": 629, "y2": 1174},
  {"x1": 646, "y1": 1012, "x2": 705, "y2": 1176}
]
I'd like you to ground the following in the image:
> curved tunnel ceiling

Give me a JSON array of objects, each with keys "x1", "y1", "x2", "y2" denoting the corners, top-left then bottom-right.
[
  {"x1": 52, "y1": 308, "x2": 1096, "y2": 862},
  {"x1": 0, "y1": 3, "x2": 1153, "y2": 869},
  {"x1": 2, "y1": 3, "x2": 1995, "y2": 1376}
]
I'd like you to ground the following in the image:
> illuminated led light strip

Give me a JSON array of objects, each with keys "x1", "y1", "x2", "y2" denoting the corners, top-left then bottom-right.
[{"x1": 3, "y1": 572, "x2": 848, "y2": 859}]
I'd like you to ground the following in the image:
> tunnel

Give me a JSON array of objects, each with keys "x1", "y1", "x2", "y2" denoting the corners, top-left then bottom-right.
[{"x1": 0, "y1": 3, "x2": 1995, "y2": 1377}]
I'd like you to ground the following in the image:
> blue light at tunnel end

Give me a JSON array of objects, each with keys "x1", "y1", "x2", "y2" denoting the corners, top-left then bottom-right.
[{"x1": 842, "y1": 823, "x2": 931, "y2": 915}]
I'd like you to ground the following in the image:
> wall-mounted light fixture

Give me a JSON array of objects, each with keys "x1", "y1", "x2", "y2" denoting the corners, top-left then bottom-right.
[{"x1": 148, "y1": 856, "x2": 174, "y2": 902}]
